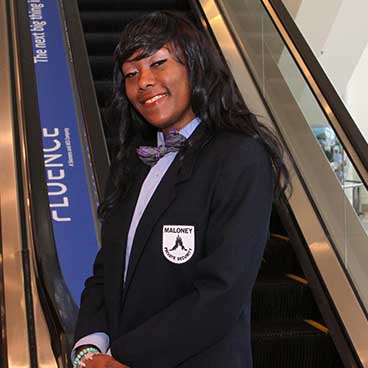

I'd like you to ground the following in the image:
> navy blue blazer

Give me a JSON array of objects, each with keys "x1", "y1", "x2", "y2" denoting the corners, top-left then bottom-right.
[{"x1": 74, "y1": 128, "x2": 274, "y2": 367}]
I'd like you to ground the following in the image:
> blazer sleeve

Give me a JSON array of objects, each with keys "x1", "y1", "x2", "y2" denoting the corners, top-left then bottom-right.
[
  {"x1": 110, "y1": 140, "x2": 274, "y2": 367},
  {"x1": 73, "y1": 245, "x2": 108, "y2": 342},
  {"x1": 73, "y1": 175, "x2": 116, "y2": 342}
]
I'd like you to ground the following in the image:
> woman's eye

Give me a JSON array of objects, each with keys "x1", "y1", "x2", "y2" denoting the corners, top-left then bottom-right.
[
  {"x1": 151, "y1": 59, "x2": 167, "y2": 68},
  {"x1": 124, "y1": 71, "x2": 137, "y2": 79}
]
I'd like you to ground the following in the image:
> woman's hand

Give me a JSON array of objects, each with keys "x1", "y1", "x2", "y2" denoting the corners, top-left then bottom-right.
[{"x1": 82, "y1": 354, "x2": 129, "y2": 368}]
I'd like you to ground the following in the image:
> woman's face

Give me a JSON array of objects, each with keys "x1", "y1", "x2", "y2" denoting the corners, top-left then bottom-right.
[{"x1": 122, "y1": 45, "x2": 195, "y2": 135}]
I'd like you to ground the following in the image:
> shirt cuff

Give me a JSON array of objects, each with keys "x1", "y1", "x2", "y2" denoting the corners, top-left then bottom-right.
[{"x1": 71, "y1": 332, "x2": 110, "y2": 361}]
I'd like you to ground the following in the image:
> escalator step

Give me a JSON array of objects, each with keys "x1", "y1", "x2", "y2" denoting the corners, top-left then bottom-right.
[
  {"x1": 84, "y1": 32, "x2": 120, "y2": 55},
  {"x1": 252, "y1": 321, "x2": 343, "y2": 368},
  {"x1": 78, "y1": 0, "x2": 189, "y2": 11},
  {"x1": 90, "y1": 55, "x2": 115, "y2": 80},
  {"x1": 80, "y1": 11, "x2": 144, "y2": 32},
  {"x1": 80, "y1": 11, "x2": 188, "y2": 32},
  {"x1": 259, "y1": 237, "x2": 299, "y2": 275},
  {"x1": 94, "y1": 80, "x2": 112, "y2": 107},
  {"x1": 252, "y1": 276, "x2": 319, "y2": 322}
]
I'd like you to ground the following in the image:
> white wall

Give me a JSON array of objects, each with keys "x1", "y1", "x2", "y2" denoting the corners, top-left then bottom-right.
[{"x1": 346, "y1": 46, "x2": 368, "y2": 140}]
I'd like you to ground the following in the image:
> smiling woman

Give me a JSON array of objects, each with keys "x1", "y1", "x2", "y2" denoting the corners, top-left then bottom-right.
[
  {"x1": 122, "y1": 45, "x2": 195, "y2": 134},
  {"x1": 72, "y1": 11, "x2": 290, "y2": 368}
]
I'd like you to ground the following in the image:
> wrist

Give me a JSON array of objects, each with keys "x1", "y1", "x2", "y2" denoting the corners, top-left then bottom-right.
[
  {"x1": 73, "y1": 346, "x2": 100, "y2": 368},
  {"x1": 75, "y1": 344, "x2": 101, "y2": 355}
]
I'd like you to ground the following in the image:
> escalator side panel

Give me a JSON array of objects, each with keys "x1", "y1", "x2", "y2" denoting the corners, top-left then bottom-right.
[{"x1": 26, "y1": 0, "x2": 101, "y2": 305}]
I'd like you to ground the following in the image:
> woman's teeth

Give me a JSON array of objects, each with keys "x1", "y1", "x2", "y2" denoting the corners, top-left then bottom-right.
[{"x1": 144, "y1": 94, "x2": 167, "y2": 104}]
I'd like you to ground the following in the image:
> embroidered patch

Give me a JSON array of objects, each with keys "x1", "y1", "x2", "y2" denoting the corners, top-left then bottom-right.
[{"x1": 162, "y1": 225, "x2": 195, "y2": 264}]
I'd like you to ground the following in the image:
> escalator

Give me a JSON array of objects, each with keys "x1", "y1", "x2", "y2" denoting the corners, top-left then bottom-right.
[{"x1": 1, "y1": 0, "x2": 368, "y2": 367}]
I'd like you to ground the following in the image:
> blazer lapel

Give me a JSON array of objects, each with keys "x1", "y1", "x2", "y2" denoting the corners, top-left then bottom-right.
[
  {"x1": 122, "y1": 126, "x2": 213, "y2": 298},
  {"x1": 122, "y1": 156, "x2": 179, "y2": 296},
  {"x1": 104, "y1": 161, "x2": 149, "y2": 336}
]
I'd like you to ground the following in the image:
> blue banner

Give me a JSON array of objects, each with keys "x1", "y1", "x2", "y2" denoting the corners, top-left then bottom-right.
[{"x1": 27, "y1": 0, "x2": 100, "y2": 304}]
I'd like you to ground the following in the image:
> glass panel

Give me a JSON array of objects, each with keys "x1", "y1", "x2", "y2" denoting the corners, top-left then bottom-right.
[
  {"x1": 281, "y1": 0, "x2": 368, "y2": 159},
  {"x1": 217, "y1": 0, "x2": 368, "y2": 311}
]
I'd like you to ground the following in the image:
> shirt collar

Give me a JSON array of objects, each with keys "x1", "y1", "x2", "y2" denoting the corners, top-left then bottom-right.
[{"x1": 157, "y1": 117, "x2": 201, "y2": 146}]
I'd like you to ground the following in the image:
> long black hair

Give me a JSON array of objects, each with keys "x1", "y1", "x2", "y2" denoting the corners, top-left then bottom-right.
[{"x1": 98, "y1": 11, "x2": 290, "y2": 220}]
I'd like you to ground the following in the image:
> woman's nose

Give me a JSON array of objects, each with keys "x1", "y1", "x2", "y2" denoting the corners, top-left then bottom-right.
[{"x1": 138, "y1": 68, "x2": 155, "y2": 89}]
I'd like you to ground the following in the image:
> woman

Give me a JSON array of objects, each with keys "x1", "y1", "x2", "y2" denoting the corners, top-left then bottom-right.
[{"x1": 73, "y1": 11, "x2": 289, "y2": 368}]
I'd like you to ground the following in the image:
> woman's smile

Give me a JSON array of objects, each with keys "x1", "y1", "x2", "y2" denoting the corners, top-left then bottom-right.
[{"x1": 140, "y1": 92, "x2": 169, "y2": 107}]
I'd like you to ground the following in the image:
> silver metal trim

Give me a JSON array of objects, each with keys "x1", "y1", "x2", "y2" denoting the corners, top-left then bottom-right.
[
  {"x1": 0, "y1": 0, "x2": 30, "y2": 365},
  {"x1": 198, "y1": 0, "x2": 368, "y2": 365},
  {"x1": 2, "y1": 0, "x2": 59, "y2": 366}
]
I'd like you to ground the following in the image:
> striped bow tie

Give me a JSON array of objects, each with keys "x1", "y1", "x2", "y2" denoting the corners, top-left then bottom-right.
[{"x1": 136, "y1": 130, "x2": 187, "y2": 166}]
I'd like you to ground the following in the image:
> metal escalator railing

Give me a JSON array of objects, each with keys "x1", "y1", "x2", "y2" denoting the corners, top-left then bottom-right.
[
  {"x1": 0, "y1": 196, "x2": 6, "y2": 368},
  {"x1": 195, "y1": 0, "x2": 368, "y2": 366},
  {"x1": 265, "y1": 0, "x2": 368, "y2": 181},
  {"x1": 1, "y1": 1, "x2": 36, "y2": 366},
  {"x1": 277, "y1": 0, "x2": 368, "y2": 158},
  {"x1": 1, "y1": 0, "x2": 61, "y2": 366},
  {"x1": 261, "y1": 0, "x2": 368, "y2": 219}
]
